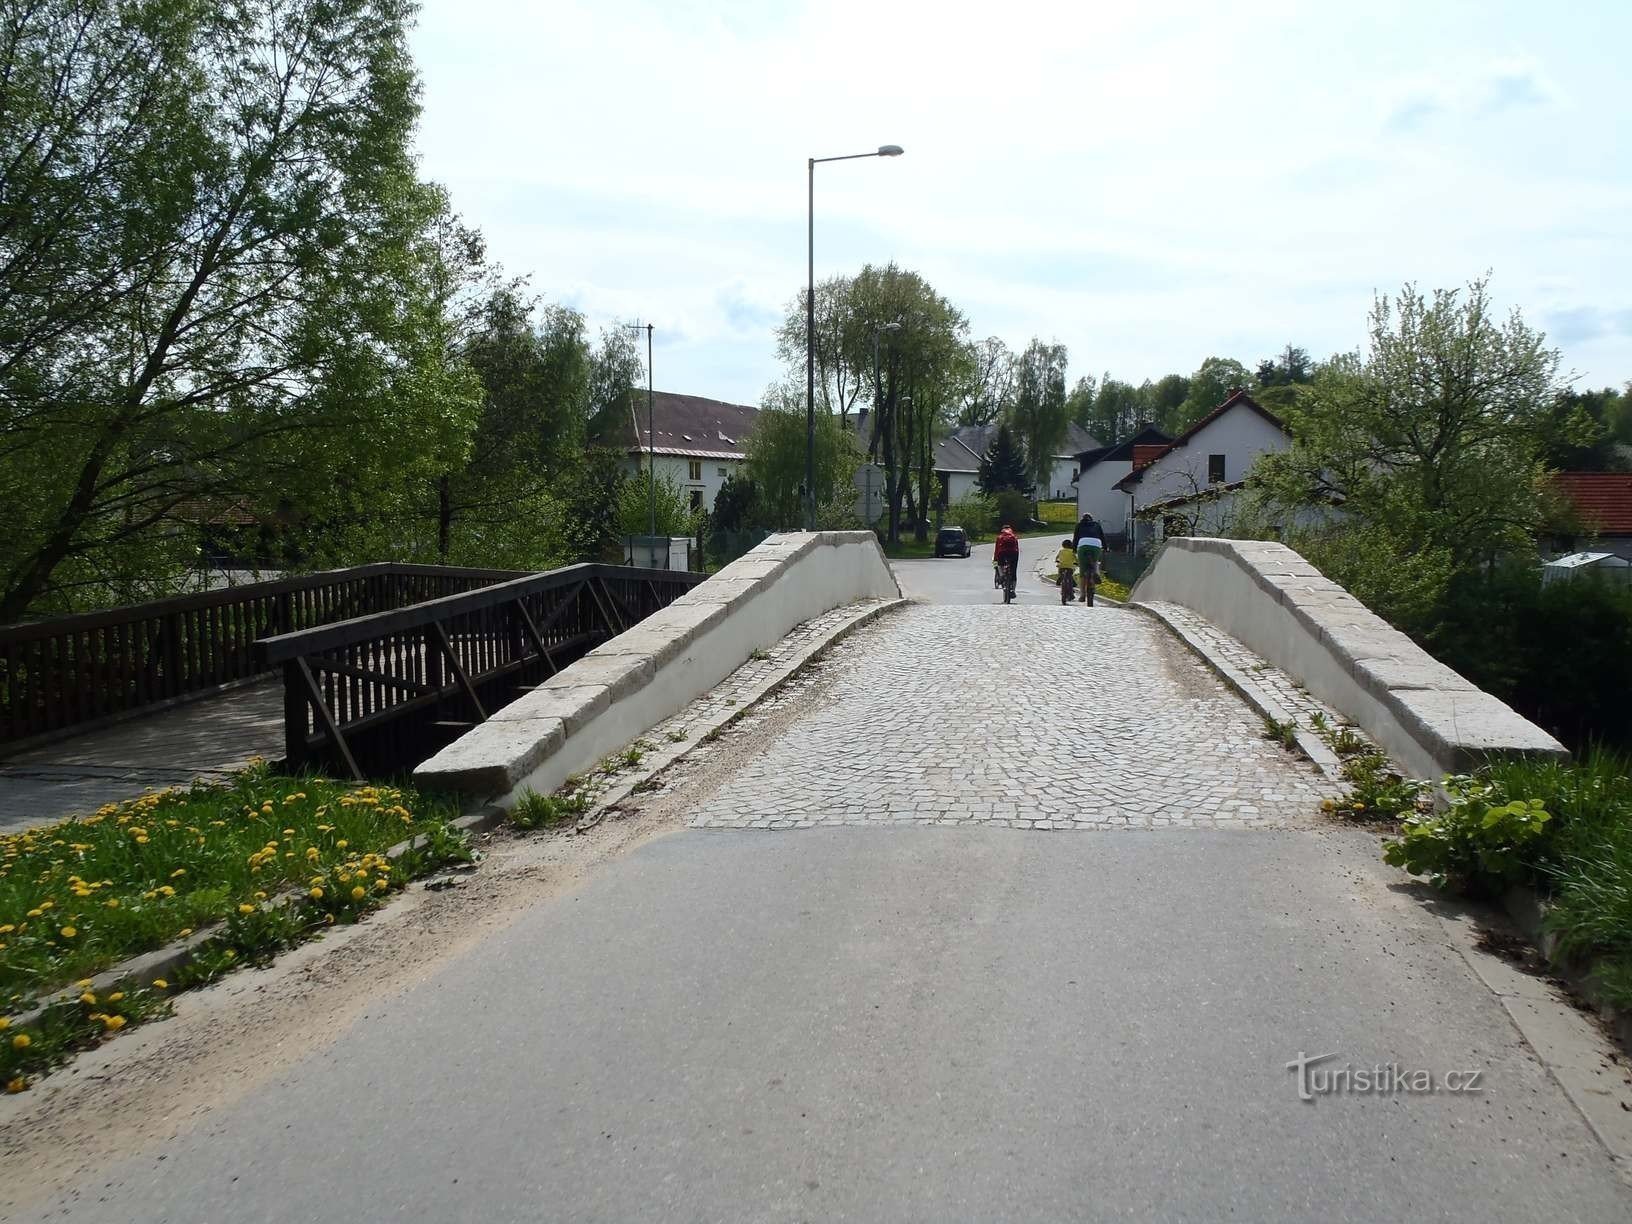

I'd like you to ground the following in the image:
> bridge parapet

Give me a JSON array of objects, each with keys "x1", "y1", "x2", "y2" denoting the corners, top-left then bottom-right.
[
  {"x1": 414, "y1": 531, "x2": 900, "y2": 802},
  {"x1": 1130, "y1": 537, "x2": 1567, "y2": 778}
]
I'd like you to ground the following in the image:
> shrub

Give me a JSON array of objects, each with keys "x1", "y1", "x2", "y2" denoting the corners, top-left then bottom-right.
[
  {"x1": 1383, "y1": 775, "x2": 1553, "y2": 893},
  {"x1": 944, "y1": 493, "x2": 996, "y2": 541},
  {"x1": 993, "y1": 489, "x2": 1031, "y2": 532}
]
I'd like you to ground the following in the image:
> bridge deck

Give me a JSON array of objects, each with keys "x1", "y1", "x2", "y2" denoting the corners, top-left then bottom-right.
[{"x1": 0, "y1": 682, "x2": 283, "y2": 832}]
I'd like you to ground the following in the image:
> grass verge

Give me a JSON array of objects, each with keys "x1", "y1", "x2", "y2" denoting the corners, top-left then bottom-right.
[{"x1": 1, "y1": 766, "x2": 472, "y2": 1091}]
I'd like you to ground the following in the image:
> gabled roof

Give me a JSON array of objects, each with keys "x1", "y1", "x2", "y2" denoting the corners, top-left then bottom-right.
[
  {"x1": 1114, "y1": 390, "x2": 1287, "y2": 492},
  {"x1": 931, "y1": 422, "x2": 1103, "y2": 475},
  {"x1": 1552, "y1": 472, "x2": 1632, "y2": 536},
  {"x1": 1075, "y1": 424, "x2": 1172, "y2": 469},
  {"x1": 602, "y1": 391, "x2": 759, "y2": 459}
]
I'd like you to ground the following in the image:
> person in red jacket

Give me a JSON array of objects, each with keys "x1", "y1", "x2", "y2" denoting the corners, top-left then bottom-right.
[{"x1": 993, "y1": 524, "x2": 1021, "y2": 597}]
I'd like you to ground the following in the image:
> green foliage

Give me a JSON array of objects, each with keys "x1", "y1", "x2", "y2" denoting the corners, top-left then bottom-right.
[
  {"x1": 1537, "y1": 387, "x2": 1629, "y2": 472},
  {"x1": 1383, "y1": 776, "x2": 1553, "y2": 892},
  {"x1": 978, "y1": 424, "x2": 1029, "y2": 494},
  {"x1": 1258, "y1": 278, "x2": 1562, "y2": 580},
  {"x1": 993, "y1": 490, "x2": 1032, "y2": 530},
  {"x1": 710, "y1": 476, "x2": 761, "y2": 532},
  {"x1": 617, "y1": 470, "x2": 698, "y2": 539},
  {"x1": 957, "y1": 337, "x2": 1015, "y2": 427},
  {"x1": 944, "y1": 493, "x2": 996, "y2": 540},
  {"x1": 510, "y1": 788, "x2": 589, "y2": 830},
  {"x1": 1009, "y1": 339, "x2": 1071, "y2": 493},
  {"x1": 1037, "y1": 500, "x2": 1078, "y2": 525},
  {"x1": 1177, "y1": 357, "x2": 1252, "y2": 425},
  {"x1": 0, "y1": 0, "x2": 485, "y2": 618},
  {"x1": 744, "y1": 390, "x2": 858, "y2": 529},
  {"x1": 1334, "y1": 751, "x2": 1431, "y2": 821},
  {"x1": 556, "y1": 448, "x2": 629, "y2": 562}
]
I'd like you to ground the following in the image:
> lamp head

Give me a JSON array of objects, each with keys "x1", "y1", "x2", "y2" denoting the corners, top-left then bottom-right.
[{"x1": 878, "y1": 144, "x2": 904, "y2": 157}]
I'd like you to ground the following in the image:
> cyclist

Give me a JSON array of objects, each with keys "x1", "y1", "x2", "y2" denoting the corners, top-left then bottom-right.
[
  {"x1": 1071, "y1": 513, "x2": 1104, "y2": 604},
  {"x1": 993, "y1": 524, "x2": 1021, "y2": 601}
]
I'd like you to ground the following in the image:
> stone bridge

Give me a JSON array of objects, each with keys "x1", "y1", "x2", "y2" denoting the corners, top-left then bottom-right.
[{"x1": 4, "y1": 533, "x2": 1627, "y2": 1224}]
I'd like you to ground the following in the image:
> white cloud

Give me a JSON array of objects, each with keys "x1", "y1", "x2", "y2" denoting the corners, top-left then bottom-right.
[{"x1": 410, "y1": 0, "x2": 1632, "y2": 403}]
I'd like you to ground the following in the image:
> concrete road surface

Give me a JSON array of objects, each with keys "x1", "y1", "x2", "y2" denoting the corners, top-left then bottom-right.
[
  {"x1": 8, "y1": 541, "x2": 1629, "y2": 1223},
  {"x1": 892, "y1": 531, "x2": 1067, "y2": 605}
]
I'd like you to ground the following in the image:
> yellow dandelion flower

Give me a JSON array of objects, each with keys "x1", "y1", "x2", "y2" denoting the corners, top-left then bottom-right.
[
  {"x1": 176, "y1": 927, "x2": 193, "y2": 938},
  {"x1": 170, "y1": 868, "x2": 186, "y2": 878},
  {"x1": 79, "y1": 992, "x2": 96, "y2": 1005},
  {"x1": 309, "y1": 887, "x2": 324, "y2": 900},
  {"x1": 373, "y1": 877, "x2": 389, "y2": 892},
  {"x1": 152, "y1": 979, "x2": 168, "y2": 990},
  {"x1": 103, "y1": 1014, "x2": 126, "y2": 1031},
  {"x1": 135, "y1": 835, "x2": 149, "y2": 844},
  {"x1": 107, "y1": 992, "x2": 123, "y2": 1002},
  {"x1": 238, "y1": 903, "x2": 256, "y2": 915},
  {"x1": 5, "y1": 1076, "x2": 25, "y2": 1094},
  {"x1": 350, "y1": 885, "x2": 365, "y2": 901},
  {"x1": 104, "y1": 898, "x2": 119, "y2": 908},
  {"x1": 12, "y1": 1033, "x2": 30, "y2": 1049},
  {"x1": 336, "y1": 839, "x2": 348, "y2": 850},
  {"x1": 60, "y1": 926, "x2": 77, "y2": 938},
  {"x1": 0, "y1": 1017, "x2": 8, "y2": 1030},
  {"x1": 76, "y1": 978, "x2": 93, "y2": 987}
]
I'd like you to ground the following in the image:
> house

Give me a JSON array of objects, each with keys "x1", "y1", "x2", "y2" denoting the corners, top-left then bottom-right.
[
  {"x1": 1073, "y1": 424, "x2": 1173, "y2": 544},
  {"x1": 1550, "y1": 472, "x2": 1632, "y2": 562},
  {"x1": 603, "y1": 391, "x2": 758, "y2": 513},
  {"x1": 1111, "y1": 389, "x2": 1291, "y2": 550},
  {"x1": 929, "y1": 422, "x2": 1102, "y2": 508}
]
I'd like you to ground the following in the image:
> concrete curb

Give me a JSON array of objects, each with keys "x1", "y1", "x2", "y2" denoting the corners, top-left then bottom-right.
[
  {"x1": 1133, "y1": 600, "x2": 1345, "y2": 781},
  {"x1": 1500, "y1": 885, "x2": 1632, "y2": 1055}
]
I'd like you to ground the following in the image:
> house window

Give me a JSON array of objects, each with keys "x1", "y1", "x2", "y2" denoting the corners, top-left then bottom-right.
[
  {"x1": 1207, "y1": 454, "x2": 1226, "y2": 484},
  {"x1": 688, "y1": 460, "x2": 702, "y2": 481},
  {"x1": 717, "y1": 467, "x2": 728, "y2": 478},
  {"x1": 689, "y1": 489, "x2": 704, "y2": 511}
]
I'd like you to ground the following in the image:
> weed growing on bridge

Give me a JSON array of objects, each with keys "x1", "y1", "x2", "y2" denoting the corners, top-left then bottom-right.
[
  {"x1": 510, "y1": 788, "x2": 589, "y2": 830},
  {"x1": 1261, "y1": 716, "x2": 1299, "y2": 751},
  {"x1": 0, "y1": 766, "x2": 467, "y2": 1028}
]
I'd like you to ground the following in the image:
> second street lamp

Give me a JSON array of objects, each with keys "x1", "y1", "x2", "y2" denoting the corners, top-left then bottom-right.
[{"x1": 806, "y1": 144, "x2": 904, "y2": 531}]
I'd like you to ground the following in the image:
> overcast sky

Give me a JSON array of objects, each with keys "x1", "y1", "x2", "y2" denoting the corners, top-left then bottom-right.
[{"x1": 410, "y1": 0, "x2": 1631, "y2": 407}]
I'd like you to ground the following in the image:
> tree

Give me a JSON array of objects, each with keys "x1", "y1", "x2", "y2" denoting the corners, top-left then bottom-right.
[
  {"x1": 1147, "y1": 374, "x2": 1192, "y2": 433},
  {"x1": 1009, "y1": 339, "x2": 1071, "y2": 494},
  {"x1": 1175, "y1": 356, "x2": 1252, "y2": 428},
  {"x1": 587, "y1": 326, "x2": 646, "y2": 444},
  {"x1": 744, "y1": 385, "x2": 858, "y2": 529},
  {"x1": 1255, "y1": 344, "x2": 1313, "y2": 387},
  {"x1": 1086, "y1": 376, "x2": 1143, "y2": 445},
  {"x1": 957, "y1": 336, "x2": 1014, "y2": 426},
  {"x1": 1065, "y1": 376, "x2": 1097, "y2": 431},
  {"x1": 709, "y1": 475, "x2": 760, "y2": 532},
  {"x1": 1253, "y1": 277, "x2": 1564, "y2": 631},
  {"x1": 775, "y1": 274, "x2": 866, "y2": 426},
  {"x1": 977, "y1": 424, "x2": 1028, "y2": 494},
  {"x1": 0, "y1": 0, "x2": 480, "y2": 617},
  {"x1": 1537, "y1": 387, "x2": 1629, "y2": 472}
]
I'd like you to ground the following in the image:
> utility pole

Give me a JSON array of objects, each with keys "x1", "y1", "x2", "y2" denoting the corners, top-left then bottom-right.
[{"x1": 624, "y1": 321, "x2": 656, "y2": 541}]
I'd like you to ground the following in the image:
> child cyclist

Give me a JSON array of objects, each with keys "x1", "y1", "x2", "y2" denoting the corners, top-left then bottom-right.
[{"x1": 1054, "y1": 537, "x2": 1078, "y2": 601}]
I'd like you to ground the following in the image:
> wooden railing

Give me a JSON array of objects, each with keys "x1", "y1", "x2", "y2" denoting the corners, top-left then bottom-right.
[
  {"x1": 0, "y1": 564, "x2": 522, "y2": 748},
  {"x1": 256, "y1": 564, "x2": 706, "y2": 780}
]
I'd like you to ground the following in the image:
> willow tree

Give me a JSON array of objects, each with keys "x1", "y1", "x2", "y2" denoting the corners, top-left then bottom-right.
[{"x1": 0, "y1": 0, "x2": 479, "y2": 617}]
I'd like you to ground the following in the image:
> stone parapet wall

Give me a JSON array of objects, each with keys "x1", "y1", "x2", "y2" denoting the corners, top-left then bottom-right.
[
  {"x1": 1129, "y1": 537, "x2": 1567, "y2": 779},
  {"x1": 413, "y1": 532, "x2": 901, "y2": 802}
]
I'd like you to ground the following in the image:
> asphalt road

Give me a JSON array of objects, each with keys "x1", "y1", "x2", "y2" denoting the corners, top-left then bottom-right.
[
  {"x1": 892, "y1": 531, "x2": 1066, "y2": 605},
  {"x1": 13, "y1": 548, "x2": 1630, "y2": 1223}
]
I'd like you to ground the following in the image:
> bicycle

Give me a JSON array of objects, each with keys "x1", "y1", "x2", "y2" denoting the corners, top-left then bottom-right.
[
  {"x1": 1059, "y1": 566, "x2": 1076, "y2": 605},
  {"x1": 995, "y1": 558, "x2": 1017, "y2": 604}
]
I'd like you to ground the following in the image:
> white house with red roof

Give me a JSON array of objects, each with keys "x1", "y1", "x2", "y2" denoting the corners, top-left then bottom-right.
[{"x1": 1111, "y1": 389, "x2": 1292, "y2": 550}]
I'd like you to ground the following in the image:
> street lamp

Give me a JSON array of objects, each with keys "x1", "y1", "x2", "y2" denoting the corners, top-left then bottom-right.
[{"x1": 806, "y1": 144, "x2": 903, "y2": 531}]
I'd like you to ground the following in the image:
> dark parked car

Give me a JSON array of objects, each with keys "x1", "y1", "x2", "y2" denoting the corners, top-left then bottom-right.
[{"x1": 934, "y1": 526, "x2": 972, "y2": 558}]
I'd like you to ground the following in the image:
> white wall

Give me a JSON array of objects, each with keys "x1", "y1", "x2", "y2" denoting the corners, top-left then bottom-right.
[
  {"x1": 943, "y1": 471, "x2": 980, "y2": 506},
  {"x1": 1078, "y1": 459, "x2": 1132, "y2": 533},
  {"x1": 621, "y1": 453, "x2": 744, "y2": 513},
  {"x1": 1131, "y1": 409, "x2": 1287, "y2": 510},
  {"x1": 414, "y1": 532, "x2": 903, "y2": 801},
  {"x1": 1130, "y1": 537, "x2": 1567, "y2": 778},
  {"x1": 1043, "y1": 457, "x2": 1079, "y2": 501}
]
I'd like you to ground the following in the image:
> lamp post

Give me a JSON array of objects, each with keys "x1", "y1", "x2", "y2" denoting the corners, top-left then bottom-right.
[{"x1": 806, "y1": 144, "x2": 903, "y2": 531}]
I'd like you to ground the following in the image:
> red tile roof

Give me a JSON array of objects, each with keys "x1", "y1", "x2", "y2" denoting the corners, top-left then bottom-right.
[
  {"x1": 1553, "y1": 472, "x2": 1632, "y2": 536},
  {"x1": 1130, "y1": 443, "x2": 1172, "y2": 471}
]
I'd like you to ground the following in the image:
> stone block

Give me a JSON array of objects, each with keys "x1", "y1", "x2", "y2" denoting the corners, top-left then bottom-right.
[
  {"x1": 414, "y1": 716, "x2": 566, "y2": 795},
  {"x1": 1389, "y1": 688, "x2": 1568, "y2": 770},
  {"x1": 1355, "y1": 654, "x2": 1477, "y2": 696},
  {"x1": 540, "y1": 652, "x2": 653, "y2": 703},
  {"x1": 491, "y1": 683, "x2": 611, "y2": 734}
]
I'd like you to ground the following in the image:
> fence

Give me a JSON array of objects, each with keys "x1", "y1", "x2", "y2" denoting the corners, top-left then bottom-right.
[
  {"x1": 0, "y1": 564, "x2": 520, "y2": 749},
  {"x1": 256, "y1": 563, "x2": 706, "y2": 780}
]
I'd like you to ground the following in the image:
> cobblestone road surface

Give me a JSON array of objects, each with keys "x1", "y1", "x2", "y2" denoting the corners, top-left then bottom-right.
[{"x1": 692, "y1": 602, "x2": 1337, "y2": 830}]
